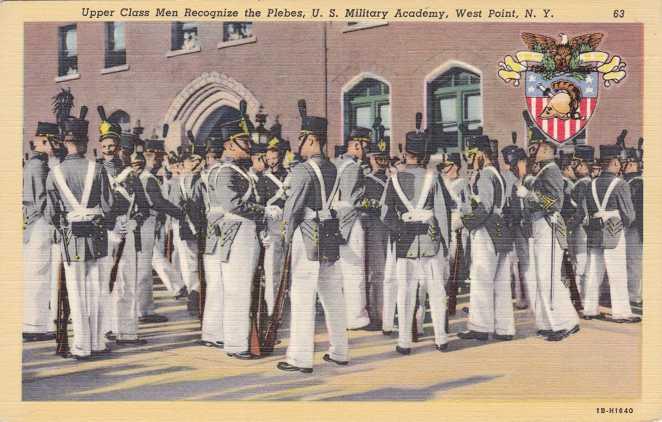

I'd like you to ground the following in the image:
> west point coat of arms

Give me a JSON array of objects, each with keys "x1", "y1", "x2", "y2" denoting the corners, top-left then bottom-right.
[{"x1": 499, "y1": 32, "x2": 627, "y2": 143}]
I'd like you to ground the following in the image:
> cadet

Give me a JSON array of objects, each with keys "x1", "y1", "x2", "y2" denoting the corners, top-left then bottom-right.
[
  {"x1": 569, "y1": 145, "x2": 594, "y2": 297},
  {"x1": 95, "y1": 107, "x2": 125, "y2": 339},
  {"x1": 111, "y1": 140, "x2": 151, "y2": 345},
  {"x1": 172, "y1": 143, "x2": 205, "y2": 316},
  {"x1": 135, "y1": 131, "x2": 187, "y2": 323},
  {"x1": 331, "y1": 127, "x2": 371, "y2": 329},
  {"x1": 144, "y1": 131, "x2": 187, "y2": 300},
  {"x1": 623, "y1": 141, "x2": 643, "y2": 306},
  {"x1": 197, "y1": 135, "x2": 227, "y2": 349},
  {"x1": 381, "y1": 125, "x2": 451, "y2": 354},
  {"x1": 581, "y1": 145, "x2": 640, "y2": 323},
  {"x1": 362, "y1": 127, "x2": 390, "y2": 331},
  {"x1": 23, "y1": 122, "x2": 60, "y2": 342},
  {"x1": 45, "y1": 107, "x2": 114, "y2": 359},
  {"x1": 459, "y1": 135, "x2": 515, "y2": 341},
  {"x1": 517, "y1": 138, "x2": 579, "y2": 341},
  {"x1": 257, "y1": 122, "x2": 290, "y2": 317},
  {"x1": 278, "y1": 100, "x2": 349, "y2": 373},
  {"x1": 501, "y1": 144, "x2": 529, "y2": 309},
  {"x1": 208, "y1": 120, "x2": 264, "y2": 359}
]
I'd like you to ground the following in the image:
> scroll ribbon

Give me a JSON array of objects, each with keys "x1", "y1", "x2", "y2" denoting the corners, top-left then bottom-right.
[{"x1": 498, "y1": 50, "x2": 627, "y2": 87}]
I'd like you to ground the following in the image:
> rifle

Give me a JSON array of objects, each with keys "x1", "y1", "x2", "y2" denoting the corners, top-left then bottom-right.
[
  {"x1": 197, "y1": 233, "x2": 206, "y2": 322},
  {"x1": 262, "y1": 245, "x2": 292, "y2": 354},
  {"x1": 248, "y1": 244, "x2": 267, "y2": 357},
  {"x1": 562, "y1": 249, "x2": 583, "y2": 312},
  {"x1": 447, "y1": 229, "x2": 464, "y2": 315},
  {"x1": 412, "y1": 284, "x2": 420, "y2": 343},
  {"x1": 55, "y1": 261, "x2": 70, "y2": 357}
]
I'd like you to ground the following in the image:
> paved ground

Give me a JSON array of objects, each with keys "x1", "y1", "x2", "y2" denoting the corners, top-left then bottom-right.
[{"x1": 22, "y1": 282, "x2": 642, "y2": 401}]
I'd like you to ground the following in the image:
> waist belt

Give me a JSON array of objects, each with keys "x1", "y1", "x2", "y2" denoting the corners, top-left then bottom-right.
[{"x1": 67, "y1": 206, "x2": 104, "y2": 223}]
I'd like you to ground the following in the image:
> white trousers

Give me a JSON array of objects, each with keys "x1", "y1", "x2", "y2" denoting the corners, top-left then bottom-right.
[
  {"x1": 339, "y1": 220, "x2": 370, "y2": 329},
  {"x1": 49, "y1": 242, "x2": 62, "y2": 332},
  {"x1": 382, "y1": 239, "x2": 398, "y2": 332},
  {"x1": 202, "y1": 250, "x2": 224, "y2": 343},
  {"x1": 395, "y1": 256, "x2": 448, "y2": 348},
  {"x1": 263, "y1": 225, "x2": 285, "y2": 316},
  {"x1": 625, "y1": 226, "x2": 642, "y2": 304},
  {"x1": 63, "y1": 258, "x2": 105, "y2": 356},
  {"x1": 153, "y1": 227, "x2": 184, "y2": 294},
  {"x1": 23, "y1": 217, "x2": 52, "y2": 333},
  {"x1": 112, "y1": 231, "x2": 139, "y2": 340},
  {"x1": 172, "y1": 221, "x2": 200, "y2": 293},
  {"x1": 571, "y1": 226, "x2": 590, "y2": 298},
  {"x1": 529, "y1": 218, "x2": 578, "y2": 331},
  {"x1": 467, "y1": 227, "x2": 515, "y2": 335},
  {"x1": 584, "y1": 232, "x2": 634, "y2": 319},
  {"x1": 286, "y1": 228, "x2": 349, "y2": 369},
  {"x1": 137, "y1": 216, "x2": 156, "y2": 317},
  {"x1": 222, "y1": 221, "x2": 259, "y2": 354}
]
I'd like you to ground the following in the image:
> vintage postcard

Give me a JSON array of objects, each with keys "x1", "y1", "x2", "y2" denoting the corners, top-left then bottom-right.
[{"x1": 1, "y1": 0, "x2": 660, "y2": 420}]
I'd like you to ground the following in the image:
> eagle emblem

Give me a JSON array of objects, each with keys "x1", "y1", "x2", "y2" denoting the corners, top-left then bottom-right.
[{"x1": 498, "y1": 32, "x2": 627, "y2": 144}]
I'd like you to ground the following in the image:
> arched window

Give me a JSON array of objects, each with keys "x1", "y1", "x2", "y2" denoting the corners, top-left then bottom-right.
[
  {"x1": 343, "y1": 77, "x2": 390, "y2": 142},
  {"x1": 427, "y1": 67, "x2": 481, "y2": 151},
  {"x1": 108, "y1": 110, "x2": 130, "y2": 133}
]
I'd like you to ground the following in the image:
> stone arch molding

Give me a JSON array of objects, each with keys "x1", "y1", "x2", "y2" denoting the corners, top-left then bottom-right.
[{"x1": 162, "y1": 71, "x2": 260, "y2": 150}]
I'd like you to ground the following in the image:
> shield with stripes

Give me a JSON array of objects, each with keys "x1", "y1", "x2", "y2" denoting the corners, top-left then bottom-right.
[{"x1": 525, "y1": 71, "x2": 598, "y2": 144}]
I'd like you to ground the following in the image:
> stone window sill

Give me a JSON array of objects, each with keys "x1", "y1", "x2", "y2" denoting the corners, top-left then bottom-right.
[
  {"x1": 217, "y1": 36, "x2": 257, "y2": 50},
  {"x1": 166, "y1": 46, "x2": 202, "y2": 58},
  {"x1": 342, "y1": 22, "x2": 389, "y2": 33},
  {"x1": 101, "y1": 64, "x2": 130, "y2": 75},
  {"x1": 54, "y1": 73, "x2": 80, "y2": 83}
]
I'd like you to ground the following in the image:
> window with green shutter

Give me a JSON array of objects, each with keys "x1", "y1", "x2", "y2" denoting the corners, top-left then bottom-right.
[
  {"x1": 344, "y1": 78, "x2": 390, "y2": 141},
  {"x1": 427, "y1": 67, "x2": 482, "y2": 152}
]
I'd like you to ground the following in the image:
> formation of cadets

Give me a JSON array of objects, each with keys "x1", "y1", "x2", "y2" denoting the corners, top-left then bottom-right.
[{"x1": 23, "y1": 91, "x2": 643, "y2": 373}]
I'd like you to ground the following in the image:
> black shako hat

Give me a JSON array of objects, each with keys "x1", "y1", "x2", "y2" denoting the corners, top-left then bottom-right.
[
  {"x1": 36, "y1": 122, "x2": 60, "y2": 137},
  {"x1": 599, "y1": 144, "x2": 626, "y2": 161},
  {"x1": 298, "y1": 99, "x2": 327, "y2": 140},
  {"x1": 572, "y1": 145, "x2": 595, "y2": 163}
]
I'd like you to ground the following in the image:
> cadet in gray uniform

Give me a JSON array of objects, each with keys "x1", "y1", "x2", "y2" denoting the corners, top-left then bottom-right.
[
  {"x1": 256, "y1": 124, "x2": 290, "y2": 317},
  {"x1": 333, "y1": 127, "x2": 371, "y2": 330},
  {"x1": 23, "y1": 122, "x2": 60, "y2": 342},
  {"x1": 623, "y1": 142, "x2": 643, "y2": 306},
  {"x1": 209, "y1": 120, "x2": 264, "y2": 359},
  {"x1": 277, "y1": 100, "x2": 349, "y2": 373},
  {"x1": 45, "y1": 107, "x2": 115, "y2": 359},
  {"x1": 580, "y1": 145, "x2": 640, "y2": 323},
  {"x1": 501, "y1": 144, "x2": 529, "y2": 309},
  {"x1": 459, "y1": 135, "x2": 514, "y2": 341},
  {"x1": 361, "y1": 130, "x2": 390, "y2": 331},
  {"x1": 135, "y1": 134, "x2": 186, "y2": 323},
  {"x1": 144, "y1": 132, "x2": 187, "y2": 301},
  {"x1": 517, "y1": 138, "x2": 579, "y2": 341},
  {"x1": 382, "y1": 127, "x2": 451, "y2": 354},
  {"x1": 569, "y1": 145, "x2": 595, "y2": 297},
  {"x1": 111, "y1": 140, "x2": 151, "y2": 345},
  {"x1": 197, "y1": 135, "x2": 226, "y2": 348}
]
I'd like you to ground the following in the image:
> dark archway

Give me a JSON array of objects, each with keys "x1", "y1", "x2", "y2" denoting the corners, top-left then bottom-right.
[{"x1": 195, "y1": 105, "x2": 241, "y2": 144}]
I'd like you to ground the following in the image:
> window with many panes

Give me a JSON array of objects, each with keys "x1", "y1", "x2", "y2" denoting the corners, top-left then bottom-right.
[
  {"x1": 105, "y1": 22, "x2": 126, "y2": 68},
  {"x1": 58, "y1": 25, "x2": 78, "y2": 76},
  {"x1": 427, "y1": 67, "x2": 482, "y2": 152},
  {"x1": 344, "y1": 78, "x2": 390, "y2": 141},
  {"x1": 171, "y1": 22, "x2": 200, "y2": 51},
  {"x1": 222, "y1": 22, "x2": 253, "y2": 42}
]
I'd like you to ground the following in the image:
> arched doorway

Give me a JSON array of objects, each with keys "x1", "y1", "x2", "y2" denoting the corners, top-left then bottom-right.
[{"x1": 162, "y1": 71, "x2": 260, "y2": 150}]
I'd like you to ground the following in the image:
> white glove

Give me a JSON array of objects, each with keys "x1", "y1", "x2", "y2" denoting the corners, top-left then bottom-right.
[
  {"x1": 115, "y1": 167, "x2": 133, "y2": 184},
  {"x1": 113, "y1": 217, "x2": 128, "y2": 237},
  {"x1": 516, "y1": 185, "x2": 529, "y2": 198},
  {"x1": 451, "y1": 211, "x2": 463, "y2": 231},
  {"x1": 260, "y1": 232, "x2": 272, "y2": 247},
  {"x1": 470, "y1": 195, "x2": 481, "y2": 204},
  {"x1": 125, "y1": 219, "x2": 138, "y2": 232},
  {"x1": 401, "y1": 209, "x2": 433, "y2": 223},
  {"x1": 265, "y1": 205, "x2": 283, "y2": 221}
]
